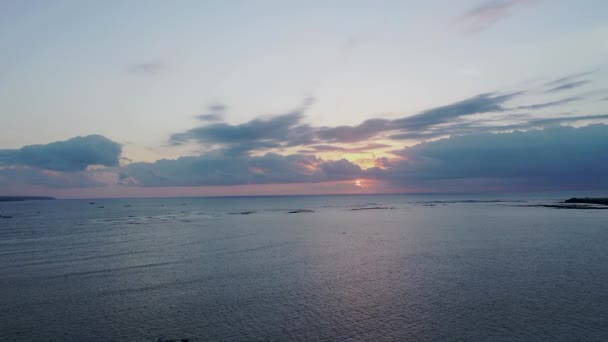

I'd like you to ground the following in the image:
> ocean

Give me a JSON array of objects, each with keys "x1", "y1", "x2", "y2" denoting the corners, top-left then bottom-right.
[{"x1": 1, "y1": 194, "x2": 607, "y2": 341}]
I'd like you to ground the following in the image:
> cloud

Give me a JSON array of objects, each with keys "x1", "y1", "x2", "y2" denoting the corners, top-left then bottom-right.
[
  {"x1": 168, "y1": 89, "x2": 608, "y2": 154},
  {"x1": 392, "y1": 92, "x2": 519, "y2": 129},
  {"x1": 0, "y1": 167, "x2": 106, "y2": 189},
  {"x1": 171, "y1": 111, "x2": 314, "y2": 154},
  {"x1": 124, "y1": 124, "x2": 608, "y2": 191},
  {"x1": 121, "y1": 152, "x2": 364, "y2": 187},
  {"x1": 377, "y1": 124, "x2": 608, "y2": 191},
  {"x1": 171, "y1": 99, "x2": 316, "y2": 155},
  {"x1": 526, "y1": 113, "x2": 608, "y2": 126},
  {"x1": 4, "y1": 123, "x2": 608, "y2": 193},
  {"x1": 0, "y1": 135, "x2": 122, "y2": 172},
  {"x1": 318, "y1": 92, "x2": 518, "y2": 143},
  {"x1": 515, "y1": 97, "x2": 581, "y2": 110},
  {"x1": 129, "y1": 63, "x2": 166, "y2": 75},
  {"x1": 196, "y1": 104, "x2": 226, "y2": 122},
  {"x1": 171, "y1": 92, "x2": 521, "y2": 153},
  {"x1": 4, "y1": 81, "x2": 607, "y2": 193},
  {"x1": 315, "y1": 92, "x2": 520, "y2": 142},
  {"x1": 545, "y1": 80, "x2": 591, "y2": 93},
  {"x1": 388, "y1": 130, "x2": 456, "y2": 141},
  {"x1": 298, "y1": 143, "x2": 392, "y2": 154},
  {"x1": 544, "y1": 70, "x2": 598, "y2": 87},
  {"x1": 387, "y1": 112, "x2": 608, "y2": 141},
  {"x1": 316, "y1": 118, "x2": 391, "y2": 143},
  {"x1": 196, "y1": 114, "x2": 223, "y2": 122},
  {"x1": 456, "y1": 0, "x2": 537, "y2": 34}
]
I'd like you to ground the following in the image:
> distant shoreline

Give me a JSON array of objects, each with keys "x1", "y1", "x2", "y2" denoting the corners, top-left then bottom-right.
[{"x1": 0, "y1": 196, "x2": 56, "y2": 202}]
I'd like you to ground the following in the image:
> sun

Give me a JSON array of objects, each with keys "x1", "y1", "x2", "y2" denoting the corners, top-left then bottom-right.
[{"x1": 354, "y1": 179, "x2": 362, "y2": 187}]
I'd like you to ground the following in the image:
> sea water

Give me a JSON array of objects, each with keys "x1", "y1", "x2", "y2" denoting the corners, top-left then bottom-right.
[{"x1": 1, "y1": 195, "x2": 607, "y2": 341}]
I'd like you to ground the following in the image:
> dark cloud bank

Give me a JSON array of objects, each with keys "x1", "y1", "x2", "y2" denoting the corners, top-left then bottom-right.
[
  {"x1": 0, "y1": 135, "x2": 121, "y2": 172},
  {"x1": 125, "y1": 124, "x2": 608, "y2": 191},
  {"x1": 121, "y1": 153, "x2": 362, "y2": 187},
  {"x1": 379, "y1": 124, "x2": 608, "y2": 190},
  {"x1": 3, "y1": 124, "x2": 608, "y2": 192},
  {"x1": 0, "y1": 135, "x2": 121, "y2": 189}
]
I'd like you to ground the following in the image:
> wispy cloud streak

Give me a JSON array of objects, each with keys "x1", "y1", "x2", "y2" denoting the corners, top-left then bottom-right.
[
  {"x1": 515, "y1": 97, "x2": 581, "y2": 110},
  {"x1": 455, "y1": 0, "x2": 537, "y2": 34},
  {"x1": 544, "y1": 70, "x2": 597, "y2": 86},
  {"x1": 545, "y1": 80, "x2": 591, "y2": 93},
  {"x1": 129, "y1": 62, "x2": 166, "y2": 75}
]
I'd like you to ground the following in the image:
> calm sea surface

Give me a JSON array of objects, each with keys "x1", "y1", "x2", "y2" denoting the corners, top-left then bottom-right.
[{"x1": 1, "y1": 194, "x2": 607, "y2": 341}]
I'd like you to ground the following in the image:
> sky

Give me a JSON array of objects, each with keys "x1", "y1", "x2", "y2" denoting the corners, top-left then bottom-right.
[{"x1": 1, "y1": 0, "x2": 608, "y2": 198}]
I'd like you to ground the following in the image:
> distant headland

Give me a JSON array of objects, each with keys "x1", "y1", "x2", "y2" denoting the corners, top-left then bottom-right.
[
  {"x1": 0, "y1": 196, "x2": 56, "y2": 202},
  {"x1": 564, "y1": 198, "x2": 608, "y2": 205},
  {"x1": 523, "y1": 197, "x2": 608, "y2": 209}
]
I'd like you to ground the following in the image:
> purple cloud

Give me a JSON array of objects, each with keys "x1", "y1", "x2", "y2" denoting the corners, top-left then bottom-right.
[{"x1": 456, "y1": 0, "x2": 537, "y2": 34}]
